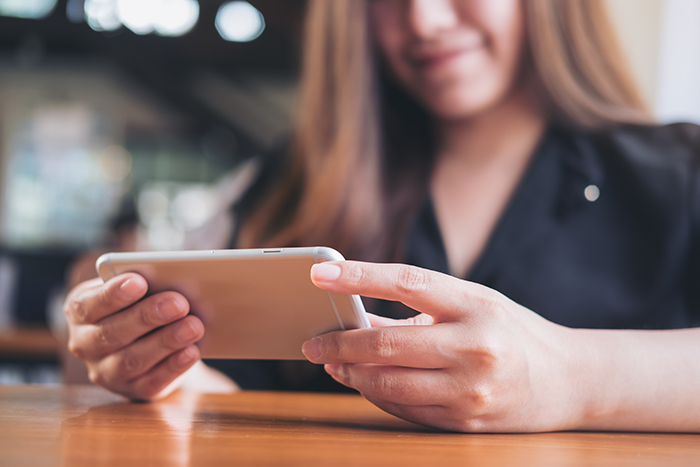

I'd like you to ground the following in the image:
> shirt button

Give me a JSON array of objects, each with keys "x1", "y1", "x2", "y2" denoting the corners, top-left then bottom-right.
[{"x1": 584, "y1": 184, "x2": 600, "y2": 202}]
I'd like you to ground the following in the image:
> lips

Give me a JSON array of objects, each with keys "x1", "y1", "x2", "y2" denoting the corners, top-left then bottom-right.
[
  {"x1": 412, "y1": 48, "x2": 472, "y2": 69},
  {"x1": 408, "y1": 35, "x2": 486, "y2": 71}
]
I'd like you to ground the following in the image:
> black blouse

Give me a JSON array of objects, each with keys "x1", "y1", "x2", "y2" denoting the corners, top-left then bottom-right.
[{"x1": 206, "y1": 123, "x2": 700, "y2": 391}]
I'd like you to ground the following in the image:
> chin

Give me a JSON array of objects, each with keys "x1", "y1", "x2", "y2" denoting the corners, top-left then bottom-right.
[
  {"x1": 418, "y1": 77, "x2": 505, "y2": 121},
  {"x1": 426, "y1": 93, "x2": 497, "y2": 121}
]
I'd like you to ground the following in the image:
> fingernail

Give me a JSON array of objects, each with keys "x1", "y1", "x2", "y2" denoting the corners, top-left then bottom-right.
[
  {"x1": 175, "y1": 319, "x2": 202, "y2": 343},
  {"x1": 325, "y1": 364, "x2": 340, "y2": 377},
  {"x1": 311, "y1": 263, "x2": 341, "y2": 282},
  {"x1": 157, "y1": 298, "x2": 186, "y2": 321},
  {"x1": 117, "y1": 278, "x2": 143, "y2": 301},
  {"x1": 301, "y1": 337, "x2": 322, "y2": 360}
]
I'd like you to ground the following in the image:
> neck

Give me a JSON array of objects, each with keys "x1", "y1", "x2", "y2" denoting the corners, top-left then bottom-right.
[
  {"x1": 428, "y1": 87, "x2": 547, "y2": 278},
  {"x1": 435, "y1": 87, "x2": 546, "y2": 168}
]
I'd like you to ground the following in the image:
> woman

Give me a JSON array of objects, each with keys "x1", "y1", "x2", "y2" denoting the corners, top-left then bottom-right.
[{"x1": 63, "y1": 0, "x2": 700, "y2": 432}]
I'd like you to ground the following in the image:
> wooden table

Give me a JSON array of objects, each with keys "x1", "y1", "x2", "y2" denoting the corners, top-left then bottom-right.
[
  {"x1": 1, "y1": 385, "x2": 699, "y2": 466},
  {"x1": 0, "y1": 328, "x2": 59, "y2": 358}
]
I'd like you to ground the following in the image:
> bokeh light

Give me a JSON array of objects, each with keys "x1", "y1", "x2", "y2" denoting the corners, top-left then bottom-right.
[
  {"x1": 152, "y1": 0, "x2": 199, "y2": 36},
  {"x1": 215, "y1": 1, "x2": 265, "y2": 43},
  {"x1": 171, "y1": 188, "x2": 215, "y2": 231},
  {"x1": 99, "y1": 145, "x2": 133, "y2": 182},
  {"x1": 84, "y1": 0, "x2": 121, "y2": 32},
  {"x1": 84, "y1": 0, "x2": 199, "y2": 36},
  {"x1": 116, "y1": 0, "x2": 157, "y2": 34},
  {"x1": 0, "y1": 0, "x2": 57, "y2": 19}
]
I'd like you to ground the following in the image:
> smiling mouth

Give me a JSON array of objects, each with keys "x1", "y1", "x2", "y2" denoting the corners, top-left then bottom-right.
[
  {"x1": 409, "y1": 38, "x2": 486, "y2": 71},
  {"x1": 415, "y1": 49, "x2": 472, "y2": 69}
]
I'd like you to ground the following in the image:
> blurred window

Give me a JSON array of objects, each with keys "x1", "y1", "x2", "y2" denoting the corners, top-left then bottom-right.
[{"x1": 1, "y1": 104, "x2": 127, "y2": 248}]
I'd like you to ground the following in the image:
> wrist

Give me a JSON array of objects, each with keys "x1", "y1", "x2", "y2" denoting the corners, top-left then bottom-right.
[
  {"x1": 561, "y1": 327, "x2": 628, "y2": 431},
  {"x1": 541, "y1": 324, "x2": 599, "y2": 431},
  {"x1": 559, "y1": 326, "x2": 595, "y2": 430}
]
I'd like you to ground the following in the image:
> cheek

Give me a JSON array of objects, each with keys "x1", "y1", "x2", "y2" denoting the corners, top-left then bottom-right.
[
  {"x1": 371, "y1": 7, "x2": 426, "y2": 108},
  {"x1": 480, "y1": 0, "x2": 526, "y2": 73},
  {"x1": 370, "y1": 1, "x2": 406, "y2": 67}
]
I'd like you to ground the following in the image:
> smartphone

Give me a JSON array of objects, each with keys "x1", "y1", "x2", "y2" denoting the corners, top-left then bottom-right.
[{"x1": 96, "y1": 247, "x2": 370, "y2": 360}]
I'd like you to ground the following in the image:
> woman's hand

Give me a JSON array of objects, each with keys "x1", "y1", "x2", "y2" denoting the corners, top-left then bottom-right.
[
  {"x1": 63, "y1": 273, "x2": 205, "y2": 401},
  {"x1": 302, "y1": 261, "x2": 582, "y2": 432}
]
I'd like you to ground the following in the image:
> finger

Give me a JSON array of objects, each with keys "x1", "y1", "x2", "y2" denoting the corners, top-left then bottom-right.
[
  {"x1": 311, "y1": 262, "x2": 492, "y2": 321},
  {"x1": 75, "y1": 291, "x2": 190, "y2": 359},
  {"x1": 367, "y1": 313, "x2": 398, "y2": 327},
  {"x1": 367, "y1": 313, "x2": 435, "y2": 327},
  {"x1": 65, "y1": 273, "x2": 148, "y2": 325},
  {"x1": 124, "y1": 345, "x2": 200, "y2": 401},
  {"x1": 324, "y1": 363, "x2": 453, "y2": 406},
  {"x1": 96, "y1": 316, "x2": 204, "y2": 385},
  {"x1": 302, "y1": 325, "x2": 453, "y2": 368},
  {"x1": 363, "y1": 396, "x2": 465, "y2": 432}
]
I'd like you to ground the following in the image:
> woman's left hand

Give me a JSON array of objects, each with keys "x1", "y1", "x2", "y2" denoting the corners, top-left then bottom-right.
[{"x1": 302, "y1": 261, "x2": 583, "y2": 432}]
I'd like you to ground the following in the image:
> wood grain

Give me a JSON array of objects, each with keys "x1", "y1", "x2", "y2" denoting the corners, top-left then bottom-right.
[{"x1": 0, "y1": 385, "x2": 698, "y2": 467}]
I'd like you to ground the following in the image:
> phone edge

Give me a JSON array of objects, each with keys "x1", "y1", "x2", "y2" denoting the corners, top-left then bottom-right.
[
  {"x1": 312, "y1": 247, "x2": 371, "y2": 329},
  {"x1": 95, "y1": 252, "x2": 116, "y2": 282}
]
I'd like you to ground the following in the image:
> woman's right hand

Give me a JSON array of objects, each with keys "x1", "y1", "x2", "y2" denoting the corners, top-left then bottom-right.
[{"x1": 63, "y1": 273, "x2": 204, "y2": 401}]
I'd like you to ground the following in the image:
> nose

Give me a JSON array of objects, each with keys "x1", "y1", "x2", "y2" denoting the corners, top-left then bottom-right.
[{"x1": 408, "y1": 0, "x2": 460, "y2": 38}]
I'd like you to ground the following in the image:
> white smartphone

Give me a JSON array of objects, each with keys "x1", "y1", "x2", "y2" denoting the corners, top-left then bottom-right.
[{"x1": 96, "y1": 247, "x2": 370, "y2": 360}]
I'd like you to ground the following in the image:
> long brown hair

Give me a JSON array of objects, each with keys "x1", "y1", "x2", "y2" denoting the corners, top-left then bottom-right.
[{"x1": 238, "y1": 0, "x2": 652, "y2": 261}]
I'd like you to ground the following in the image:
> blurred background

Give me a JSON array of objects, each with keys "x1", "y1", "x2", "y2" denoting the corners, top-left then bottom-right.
[{"x1": 0, "y1": 0, "x2": 698, "y2": 385}]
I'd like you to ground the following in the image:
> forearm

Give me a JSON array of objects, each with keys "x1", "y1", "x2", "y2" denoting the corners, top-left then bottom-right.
[{"x1": 569, "y1": 327, "x2": 700, "y2": 432}]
